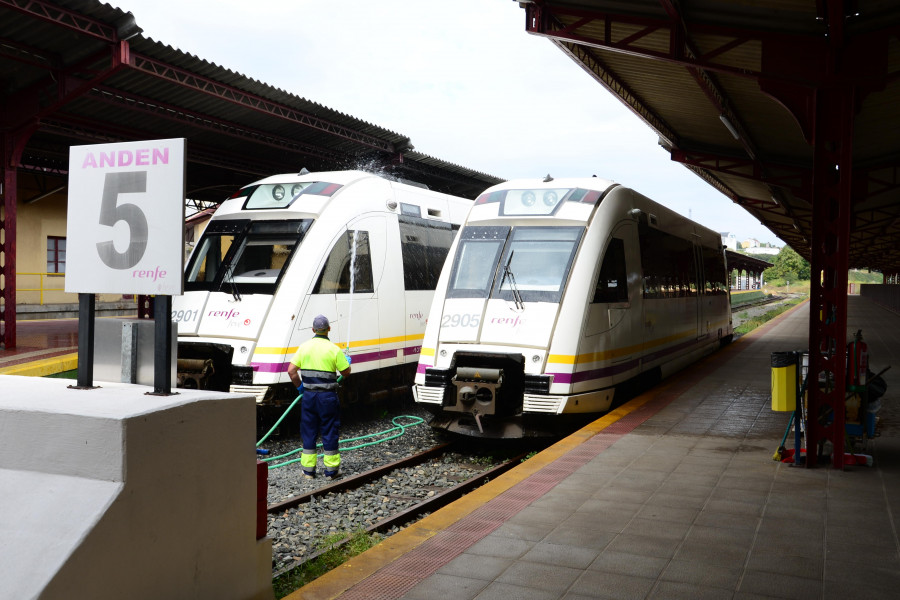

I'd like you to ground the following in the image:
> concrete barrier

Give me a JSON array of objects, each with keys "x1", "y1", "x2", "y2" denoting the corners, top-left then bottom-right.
[{"x1": 0, "y1": 375, "x2": 273, "y2": 600}]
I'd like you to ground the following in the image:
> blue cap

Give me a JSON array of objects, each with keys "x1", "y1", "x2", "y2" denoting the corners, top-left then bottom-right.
[{"x1": 313, "y1": 314, "x2": 330, "y2": 332}]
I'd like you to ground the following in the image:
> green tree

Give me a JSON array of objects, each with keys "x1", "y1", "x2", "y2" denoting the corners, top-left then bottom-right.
[{"x1": 764, "y1": 246, "x2": 810, "y2": 281}]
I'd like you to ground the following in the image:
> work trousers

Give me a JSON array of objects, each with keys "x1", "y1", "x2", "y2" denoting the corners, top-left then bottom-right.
[{"x1": 300, "y1": 389, "x2": 340, "y2": 475}]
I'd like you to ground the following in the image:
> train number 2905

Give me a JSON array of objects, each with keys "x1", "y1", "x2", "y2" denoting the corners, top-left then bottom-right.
[{"x1": 441, "y1": 313, "x2": 480, "y2": 328}]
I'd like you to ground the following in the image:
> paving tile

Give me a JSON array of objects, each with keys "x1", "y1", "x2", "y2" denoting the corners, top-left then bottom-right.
[
  {"x1": 494, "y1": 561, "x2": 583, "y2": 594},
  {"x1": 738, "y1": 569, "x2": 824, "y2": 600},
  {"x1": 634, "y1": 503, "x2": 700, "y2": 524},
  {"x1": 492, "y1": 520, "x2": 556, "y2": 542},
  {"x1": 693, "y1": 509, "x2": 760, "y2": 531},
  {"x1": 621, "y1": 517, "x2": 690, "y2": 541},
  {"x1": 648, "y1": 580, "x2": 735, "y2": 599},
  {"x1": 605, "y1": 532, "x2": 682, "y2": 559},
  {"x1": 436, "y1": 553, "x2": 513, "y2": 581},
  {"x1": 745, "y1": 550, "x2": 823, "y2": 579},
  {"x1": 659, "y1": 559, "x2": 742, "y2": 589},
  {"x1": 463, "y1": 535, "x2": 535, "y2": 560},
  {"x1": 566, "y1": 569, "x2": 656, "y2": 599},
  {"x1": 645, "y1": 491, "x2": 709, "y2": 510},
  {"x1": 519, "y1": 541, "x2": 602, "y2": 570},
  {"x1": 544, "y1": 525, "x2": 617, "y2": 551},
  {"x1": 402, "y1": 572, "x2": 488, "y2": 600},
  {"x1": 473, "y1": 581, "x2": 560, "y2": 600},
  {"x1": 588, "y1": 549, "x2": 669, "y2": 579}
]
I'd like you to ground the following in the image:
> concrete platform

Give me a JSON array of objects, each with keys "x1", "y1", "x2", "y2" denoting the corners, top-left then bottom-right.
[{"x1": 293, "y1": 295, "x2": 900, "y2": 599}]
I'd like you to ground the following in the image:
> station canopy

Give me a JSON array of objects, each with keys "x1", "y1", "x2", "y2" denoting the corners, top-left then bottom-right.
[
  {"x1": 519, "y1": 0, "x2": 900, "y2": 276},
  {"x1": 1, "y1": 0, "x2": 503, "y2": 206}
]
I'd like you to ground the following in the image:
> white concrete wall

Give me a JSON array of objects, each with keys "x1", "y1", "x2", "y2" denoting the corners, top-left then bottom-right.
[{"x1": 0, "y1": 375, "x2": 273, "y2": 600}]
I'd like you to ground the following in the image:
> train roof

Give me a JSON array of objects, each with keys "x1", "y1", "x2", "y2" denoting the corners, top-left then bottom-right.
[{"x1": 482, "y1": 176, "x2": 618, "y2": 195}]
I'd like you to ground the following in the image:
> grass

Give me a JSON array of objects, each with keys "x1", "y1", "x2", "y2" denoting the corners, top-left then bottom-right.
[
  {"x1": 734, "y1": 298, "x2": 804, "y2": 335},
  {"x1": 272, "y1": 528, "x2": 383, "y2": 599}
]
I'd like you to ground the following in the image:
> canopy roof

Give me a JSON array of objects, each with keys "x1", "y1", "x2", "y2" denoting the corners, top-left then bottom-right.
[
  {"x1": 1, "y1": 0, "x2": 502, "y2": 203},
  {"x1": 520, "y1": 0, "x2": 900, "y2": 275}
]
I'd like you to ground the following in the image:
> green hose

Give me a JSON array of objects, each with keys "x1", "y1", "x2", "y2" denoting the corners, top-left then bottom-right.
[
  {"x1": 256, "y1": 394, "x2": 302, "y2": 448},
  {"x1": 261, "y1": 415, "x2": 426, "y2": 470}
]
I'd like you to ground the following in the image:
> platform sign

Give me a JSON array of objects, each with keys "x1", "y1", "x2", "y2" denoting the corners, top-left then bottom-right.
[{"x1": 66, "y1": 139, "x2": 185, "y2": 295}]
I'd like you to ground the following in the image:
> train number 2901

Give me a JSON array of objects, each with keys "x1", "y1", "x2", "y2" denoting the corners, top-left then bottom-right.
[{"x1": 441, "y1": 313, "x2": 480, "y2": 328}]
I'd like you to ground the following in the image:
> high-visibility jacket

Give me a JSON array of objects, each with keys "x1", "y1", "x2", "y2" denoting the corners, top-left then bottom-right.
[{"x1": 289, "y1": 335, "x2": 349, "y2": 390}]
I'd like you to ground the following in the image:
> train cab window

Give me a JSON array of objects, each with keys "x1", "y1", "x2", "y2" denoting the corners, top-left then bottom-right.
[
  {"x1": 313, "y1": 230, "x2": 374, "y2": 294},
  {"x1": 493, "y1": 226, "x2": 583, "y2": 303},
  {"x1": 447, "y1": 226, "x2": 509, "y2": 298},
  {"x1": 185, "y1": 219, "x2": 309, "y2": 294},
  {"x1": 593, "y1": 238, "x2": 628, "y2": 303}
]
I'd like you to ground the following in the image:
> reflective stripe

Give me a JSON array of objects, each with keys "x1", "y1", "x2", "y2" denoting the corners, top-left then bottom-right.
[
  {"x1": 300, "y1": 449, "x2": 317, "y2": 470},
  {"x1": 300, "y1": 368, "x2": 339, "y2": 390},
  {"x1": 323, "y1": 452, "x2": 340, "y2": 469}
]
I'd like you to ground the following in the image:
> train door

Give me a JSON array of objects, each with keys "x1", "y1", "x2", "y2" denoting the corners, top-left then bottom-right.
[
  {"x1": 585, "y1": 222, "x2": 641, "y2": 379},
  {"x1": 691, "y1": 235, "x2": 705, "y2": 339},
  {"x1": 298, "y1": 215, "x2": 385, "y2": 371}
]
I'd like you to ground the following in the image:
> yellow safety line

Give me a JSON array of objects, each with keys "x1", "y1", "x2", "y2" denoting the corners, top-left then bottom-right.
[{"x1": 0, "y1": 352, "x2": 78, "y2": 377}]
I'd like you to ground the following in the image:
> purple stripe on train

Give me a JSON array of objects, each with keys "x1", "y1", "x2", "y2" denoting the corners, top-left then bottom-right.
[{"x1": 252, "y1": 345, "x2": 423, "y2": 374}]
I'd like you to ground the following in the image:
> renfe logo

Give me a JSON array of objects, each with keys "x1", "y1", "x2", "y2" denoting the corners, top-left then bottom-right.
[
  {"x1": 133, "y1": 266, "x2": 167, "y2": 281},
  {"x1": 208, "y1": 309, "x2": 240, "y2": 320},
  {"x1": 491, "y1": 315, "x2": 525, "y2": 327}
]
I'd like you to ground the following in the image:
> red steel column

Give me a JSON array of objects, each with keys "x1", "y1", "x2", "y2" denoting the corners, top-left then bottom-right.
[
  {"x1": 805, "y1": 86, "x2": 854, "y2": 468},
  {"x1": 1, "y1": 133, "x2": 20, "y2": 350}
]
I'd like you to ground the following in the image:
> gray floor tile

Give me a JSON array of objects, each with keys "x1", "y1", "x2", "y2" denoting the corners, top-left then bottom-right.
[
  {"x1": 567, "y1": 569, "x2": 656, "y2": 599},
  {"x1": 588, "y1": 550, "x2": 669, "y2": 579},
  {"x1": 402, "y1": 573, "x2": 488, "y2": 600},
  {"x1": 437, "y1": 553, "x2": 513, "y2": 581},
  {"x1": 495, "y1": 561, "x2": 583, "y2": 594}
]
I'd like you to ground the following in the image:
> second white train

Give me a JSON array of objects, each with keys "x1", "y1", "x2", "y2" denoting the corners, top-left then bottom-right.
[{"x1": 413, "y1": 176, "x2": 733, "y2": 438}]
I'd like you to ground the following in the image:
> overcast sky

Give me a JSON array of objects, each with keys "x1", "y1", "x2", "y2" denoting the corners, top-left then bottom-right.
[{"x1": 112, "y1": 0, "x2": 780, "y2": 244}]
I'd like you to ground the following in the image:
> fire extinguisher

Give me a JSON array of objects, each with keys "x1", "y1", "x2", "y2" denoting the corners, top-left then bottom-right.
[{"x1": 847, "y1": 329, "x2": 868, "y2": 387}]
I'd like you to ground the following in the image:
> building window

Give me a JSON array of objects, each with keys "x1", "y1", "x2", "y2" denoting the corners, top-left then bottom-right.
[{"x1": 47, "y1": 236, "x2": 66, "y2": 274}]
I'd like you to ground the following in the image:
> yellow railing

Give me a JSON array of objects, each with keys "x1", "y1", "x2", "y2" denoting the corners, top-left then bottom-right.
[{"x1": 16, "y1": 272, "x2": 66, "y2": 305}]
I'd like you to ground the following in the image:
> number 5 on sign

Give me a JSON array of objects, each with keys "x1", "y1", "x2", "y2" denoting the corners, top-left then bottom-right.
[{"x1": 66, "y1": 139, "x2": 185, "y2": 295}]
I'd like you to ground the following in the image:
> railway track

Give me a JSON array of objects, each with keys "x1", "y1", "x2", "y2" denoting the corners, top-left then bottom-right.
[{"x1": 268, "y1": 440, "x2": 533, "y2": 579}]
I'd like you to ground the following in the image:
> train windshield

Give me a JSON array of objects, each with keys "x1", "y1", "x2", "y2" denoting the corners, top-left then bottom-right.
[
  {"x1": 185, "y1": 219, "x2": 312, "y2": 294},
  {"x1": 446, "y1": 225, "x2": 583, "y2": 303},
  {"x1": 494, "y1": 227, "x2": 583, "y2": 303}
]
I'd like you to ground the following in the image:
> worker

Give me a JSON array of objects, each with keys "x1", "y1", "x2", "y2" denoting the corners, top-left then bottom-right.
[{"x1": 287, "y1": 315, "x2": 351, "y2": 480}]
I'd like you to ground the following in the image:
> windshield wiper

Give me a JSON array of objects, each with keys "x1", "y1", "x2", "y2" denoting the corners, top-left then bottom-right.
[
  {"x1": 219, "y1": 262, "x2": 242, "y2": 302},
  {"x1": 501, "y1": 251, "x2": 524, "y2": 310}
]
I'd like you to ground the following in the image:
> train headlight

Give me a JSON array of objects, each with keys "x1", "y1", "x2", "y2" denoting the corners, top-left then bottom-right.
[
  {"x1": 522, "y1": 191, "x2": 536, "y2": 206},
  {"x1": 532, "y1": 354, "x2": 541, "y2": 363},
  {"x1": 543, "y1": 190, "x2": 558, "y2": 206},
  {"x1": 272, "y1": 185, "x2": 285, "y2": 201},
  {"x1": 240, "y1": 346, "x2": 248, "y2": 354},
  {"x1": 440, "y1": 349, "x2": 447, "y2": 357},
  {"x1": 291, "y1": 184, "x2": 304, "y2": 197}
]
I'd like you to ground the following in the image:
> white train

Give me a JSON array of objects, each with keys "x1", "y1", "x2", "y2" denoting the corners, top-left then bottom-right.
[
  {"x1": 413, "y1": 176, "x2": 733, "y2": 438},
  {"x1": 173, "y1": 170, "x2": 471, "y2": 411}
]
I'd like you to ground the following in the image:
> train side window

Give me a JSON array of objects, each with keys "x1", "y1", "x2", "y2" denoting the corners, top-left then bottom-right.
[
  {"x1": 593, "y1": 238, "x2": 628, "y2": 303},
  {"x1": 313, "y1": 231, "x2": 374, "y2": 294},
  {"x1": 399, "y1": 216, "x2": 455, "y2": 291}
]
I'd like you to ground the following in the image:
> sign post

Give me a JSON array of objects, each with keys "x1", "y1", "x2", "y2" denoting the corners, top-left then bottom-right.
[{"x1": 66, "y1": 138, "x2": 185, "y2": 394}]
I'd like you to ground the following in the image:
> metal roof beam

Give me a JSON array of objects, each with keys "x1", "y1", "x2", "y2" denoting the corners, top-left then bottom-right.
[
  {"x1": 86, "y1": 86, "x2": 348, "y2": 164},
  {"x1": 1, "y1": 0, "x2": 118, "y2": 42},
  {"x1": 128, "y1": 52, "x2": 403, "y2": 154}
]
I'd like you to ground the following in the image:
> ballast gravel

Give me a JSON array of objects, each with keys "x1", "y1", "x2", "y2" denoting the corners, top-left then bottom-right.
[{"x1": 258, "y1": 402, "x2": 497, "y2": 574}]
